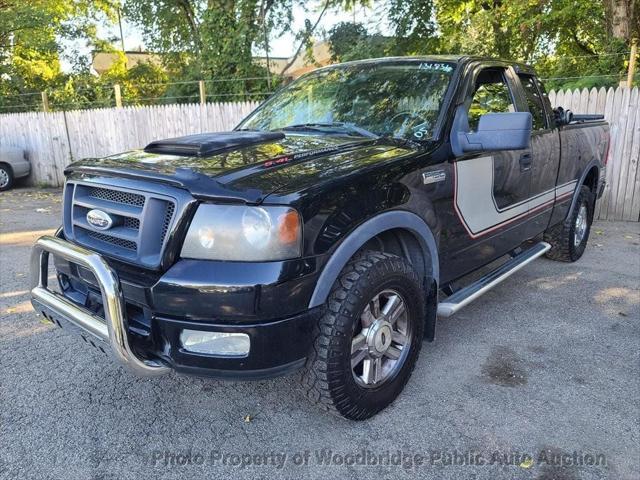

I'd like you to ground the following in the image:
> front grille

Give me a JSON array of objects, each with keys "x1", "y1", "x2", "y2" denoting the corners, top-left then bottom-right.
[
  {"x1": 160, "y1": 202, "x2": 175, "y2": 243},
  {"x1": 63, "y1": 182, "x2": 180, "y2": 268},
  {"x1": 88, "y1": 231, "x2": 137, "y2": 250},
  {"x1": 123, "y1": 217, "x2": 140, "y2": 230},
  {"x1": 88, "y1": 187, "x2": 145, "y2": 207}
]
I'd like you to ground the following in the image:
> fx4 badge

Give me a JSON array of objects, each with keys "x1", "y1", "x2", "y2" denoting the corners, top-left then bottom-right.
[{"x1": 422, "y1": 170, "x2": 446, "y2": 185}]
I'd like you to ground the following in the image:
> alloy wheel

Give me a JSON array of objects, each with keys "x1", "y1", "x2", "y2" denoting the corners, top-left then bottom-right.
[
  {"x1": 350, "y1": 289, "x2": 412, "y2": 388},
  {"x1": 574, "y1": 204, "x2": 588, "y2": 247}
]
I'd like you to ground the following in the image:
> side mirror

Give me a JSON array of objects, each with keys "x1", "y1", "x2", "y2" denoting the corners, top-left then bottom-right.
[
  {"x1": 455, "y1": 112, "x2": 532, "y2": 153},
  {"x1": 553, "y1": 106, "x2": 573, "y2": 126}
]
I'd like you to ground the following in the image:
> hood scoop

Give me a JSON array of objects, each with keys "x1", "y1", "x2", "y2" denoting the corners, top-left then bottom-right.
[{"x1": 143, "y1": 131, "x2": 285, "y2": 157}]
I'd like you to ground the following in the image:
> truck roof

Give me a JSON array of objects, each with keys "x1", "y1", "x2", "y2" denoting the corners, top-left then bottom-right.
[{"x1": 313, "y1": 55, "x2": 536, "y2": 76}]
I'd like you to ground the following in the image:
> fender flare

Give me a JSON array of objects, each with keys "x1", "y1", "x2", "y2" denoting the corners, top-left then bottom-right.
[
  {"x1": 564, "y1": 160, "x2": 601, "y2": 222},
  {"x1": 308, "y1": 210, "x2": 439, "y2": 308}
]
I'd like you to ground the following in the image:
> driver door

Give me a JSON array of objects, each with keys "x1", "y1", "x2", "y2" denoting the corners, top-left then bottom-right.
[{"x1": 441, "y1": 66, "x2": 534, "y2": 282}]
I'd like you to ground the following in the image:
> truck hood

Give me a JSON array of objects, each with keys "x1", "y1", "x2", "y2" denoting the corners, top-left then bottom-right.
[{"x1": 66, "y1": 133, "x2": 417, "y2": 203}]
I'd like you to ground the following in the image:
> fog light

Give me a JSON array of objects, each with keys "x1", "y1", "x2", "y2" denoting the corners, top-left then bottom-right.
[{"x1": 180, "y1": 330, "x2": 250, "y2": 356}]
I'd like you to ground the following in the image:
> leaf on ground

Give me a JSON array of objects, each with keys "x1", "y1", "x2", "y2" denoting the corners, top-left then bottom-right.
[
  {"x1": 243, "y1": 414, "x2": 253, "y2": 423},
  {"x1": 519, "y1": 457, "x2": 534, "y2": 469}
]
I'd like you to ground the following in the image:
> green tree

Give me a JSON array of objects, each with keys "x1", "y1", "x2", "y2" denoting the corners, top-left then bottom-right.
[
  {"x1": 327, "y1": 22, "x2": 392, "y2": 62},
  {"x1": 327, "y1": 0, "x2": 638, "y2": 89},
  {"x1": 3, "y1": 0, "x2": 639, "y2": 113},
  {"x1": 328, "y1": 22, "x2": 368, "y2": 61},
  {"x1": 122, "y1": 0, "x2": 292, "y2": 100},
  {"x1": 433, "y1": 0, "x2": 638, "y2": 88},
  {"x1": 386, "y1": 0, "x2": 438, "y2": 55},
  {"x1": 97, "y1": 51, "x2": 170, "y2": 106},
  {"x1": 0, "y1": 0, "x2": 116, "y2": 112}
]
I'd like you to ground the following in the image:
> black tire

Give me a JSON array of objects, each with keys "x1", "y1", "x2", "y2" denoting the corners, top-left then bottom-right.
[
  {"x1": 299, "y1": 251, "x2": 425, "y2": 420},
  {"x1": 0, "y1": 164, "x2": 14, "y2": 192},
  {"x1": 544, "y1": 185, "x2": 594, "y2": 262}
]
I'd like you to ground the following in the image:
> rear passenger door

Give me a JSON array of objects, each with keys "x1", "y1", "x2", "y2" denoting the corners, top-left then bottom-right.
[{"x1": 515, "y1": 73, "x2": 561, "y2": 237}]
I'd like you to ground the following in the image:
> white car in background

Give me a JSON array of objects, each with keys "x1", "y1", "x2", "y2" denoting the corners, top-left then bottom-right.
[{"x1": 0, "y1": 143, "x2": 31, "y2": 191}]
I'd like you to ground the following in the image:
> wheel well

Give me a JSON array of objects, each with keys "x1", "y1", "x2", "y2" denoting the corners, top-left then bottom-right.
[
  {"x1": 358, "y1": 228, "x2": 429, "y2": 281},
  {"x1": 583, "y1": 166, "x2": 599, "y2": 194},
  {"x1": 0, "y1": 162, "x2": 13, "y2": 175},
  {"x1": 308, "y1": 211, "x2": 440, "y2": 309},
  {"x1": 357, "y1": 227, "x2": 438, "y2": 341}
]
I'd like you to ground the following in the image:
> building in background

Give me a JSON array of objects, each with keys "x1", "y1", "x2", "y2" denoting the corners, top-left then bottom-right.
[
  {"x1": 254, "y1": 41, "x2": 332, "y2": 79},
  {"x1": 92, "y1": 50, "x2": 162, "y2": 75},
  {"x1": 91, "y1": 41, "x2": 332, "y2": 79},
  {"x1": 252, "y1": 56, "x2": 290, "y2": 75}
]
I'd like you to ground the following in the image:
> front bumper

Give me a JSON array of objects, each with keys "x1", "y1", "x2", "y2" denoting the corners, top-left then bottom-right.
[
  {"x1": 30, "y1": 235, "x2": 321, "y2": 379},
  {"x1": 31, "y1": 235, "x2": 170, "y2": 376}
]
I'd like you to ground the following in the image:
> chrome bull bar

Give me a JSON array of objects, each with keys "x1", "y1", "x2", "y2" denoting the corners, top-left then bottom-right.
[{"x1": 30, "y1": 235, "x2": 170, "y2": 377}]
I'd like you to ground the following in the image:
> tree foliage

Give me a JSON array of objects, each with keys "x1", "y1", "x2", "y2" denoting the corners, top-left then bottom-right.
[
  {"x1": 327, "y1": 22, "x2": 391, "y2": 61},
  {"x1": 1, "y1": 0, "x2": 639, "y2": 113},
  {"x1": 122, "y1": 0, "x2": 293, "y2": 99},
  {"x1": 386, "y1": 0, "x2": 438, "y2": 55},
  {"x1": 327, "y1": 0, "x2": 639, "y2": 90},
  {"x1": 0, "y1": 0, "x2": 110, "y2": 109}
]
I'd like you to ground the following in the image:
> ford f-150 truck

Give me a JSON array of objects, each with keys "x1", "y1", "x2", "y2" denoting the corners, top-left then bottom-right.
[{"x1": 30, "y1": 56, "x2": 609, "y2": 420}]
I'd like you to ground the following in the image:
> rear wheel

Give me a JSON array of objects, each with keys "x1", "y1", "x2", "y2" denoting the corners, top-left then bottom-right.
[
  {"x1": 299, "y1": 251, "x2": 425, "y2": 420},
  {"x1": 544, "y1": 185, "x2": 594, "y2": 262},
  {"x1": 0, "y1": 164, "x2": 14, "y2": 191}
]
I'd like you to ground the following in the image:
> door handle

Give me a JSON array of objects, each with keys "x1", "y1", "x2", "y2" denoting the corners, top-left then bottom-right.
[{"x1": 519, "y1": 153, "x2": 532, "y2": 172}]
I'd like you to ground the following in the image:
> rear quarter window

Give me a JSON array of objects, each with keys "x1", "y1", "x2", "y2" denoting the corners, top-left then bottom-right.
[{"x1": 518, "y1": 74, "x2": 547, "y2": 130}]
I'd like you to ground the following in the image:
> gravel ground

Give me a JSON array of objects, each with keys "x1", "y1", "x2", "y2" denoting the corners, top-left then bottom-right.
[{"x1": 1, "y1": 187, "x2": 638, "y2": 480}]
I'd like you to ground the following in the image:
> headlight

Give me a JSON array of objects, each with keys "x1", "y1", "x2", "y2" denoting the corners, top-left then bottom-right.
[{"x1": 181, "y1": 204, "x2": 302, "y2": 261}]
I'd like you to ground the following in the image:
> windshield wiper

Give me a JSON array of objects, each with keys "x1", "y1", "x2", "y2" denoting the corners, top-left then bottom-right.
[{"x1": 280, "y1": 122, "x2": 379, "y2": 139}]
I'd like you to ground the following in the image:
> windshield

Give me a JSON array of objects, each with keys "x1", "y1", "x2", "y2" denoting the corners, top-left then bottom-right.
[{"x1": 238, "y1": 60, "x2": 456, "y2": 141}]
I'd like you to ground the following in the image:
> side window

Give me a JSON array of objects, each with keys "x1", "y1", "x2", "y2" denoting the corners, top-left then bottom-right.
[
  {"x1": 535, "y1": 77, "x2": 556, "y2": 128},
  {"x1": 518, "y1": 74, "x2": 547, "y2": 130},
  {"x1": 468, "y1": 69, "x2": 515, "y2": 131}
]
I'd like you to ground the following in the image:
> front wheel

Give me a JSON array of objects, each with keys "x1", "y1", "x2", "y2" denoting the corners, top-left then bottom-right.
[
  {"x1": 299, "y1": 251, "x2": 425, "y2": 420},
  {"x1": 544, "y1": 185, "x2": 594, "y2": 262}
]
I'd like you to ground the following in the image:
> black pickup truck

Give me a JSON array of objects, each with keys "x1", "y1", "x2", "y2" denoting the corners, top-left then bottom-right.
[{"x1": 30, "y1": 56, "x2": 609, "y2": 420}]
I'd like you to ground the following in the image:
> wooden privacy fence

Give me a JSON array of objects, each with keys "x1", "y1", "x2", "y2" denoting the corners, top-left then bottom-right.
[
  {"x1": 0, "y1": 89, "x2": 638, "y2": 221},
  {"x1": 0, "y1": 102, "x2": 259, "y2": 187},
  {"x1": 549, "y1": 87, "x2": 639, "y2": 222}
]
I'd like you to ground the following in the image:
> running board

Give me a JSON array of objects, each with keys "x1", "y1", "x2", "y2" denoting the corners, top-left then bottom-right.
[{"x1": 437, "y1": 242, "x2": 551, "y2": 317}]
